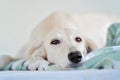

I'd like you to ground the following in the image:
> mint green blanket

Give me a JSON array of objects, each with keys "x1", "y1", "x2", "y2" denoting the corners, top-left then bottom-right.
[{"x1": 2, "y1": 23, "x2": 120, "y2": 71}]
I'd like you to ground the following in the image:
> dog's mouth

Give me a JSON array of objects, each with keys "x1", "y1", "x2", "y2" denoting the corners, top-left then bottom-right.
[{"x1": 67, "y1": 62, "x2": 83, "y2": 68}]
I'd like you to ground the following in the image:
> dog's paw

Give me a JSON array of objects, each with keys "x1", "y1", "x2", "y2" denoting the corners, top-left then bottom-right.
[
  {"x1": 37, "y1": 60, "x2": 49, "y2": 71},
  {"x1": 25, "y1": 60, "x2": 49, "y2": 71}
]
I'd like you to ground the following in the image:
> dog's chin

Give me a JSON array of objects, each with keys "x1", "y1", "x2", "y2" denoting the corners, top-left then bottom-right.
[{"x1": 66, "y1": 63, "x2": 83, "y2": 69}]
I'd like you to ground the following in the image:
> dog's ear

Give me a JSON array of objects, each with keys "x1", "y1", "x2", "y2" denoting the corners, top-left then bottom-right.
[
  {"x1": 85, "y1": 38, "x2": 97, "y2": 54},
  {"x1": 25, "y1": 42, "x2": 47, "y2": 60},
  {"x1": 87, "y1": 45, "x2": 94, "y2": 53}
]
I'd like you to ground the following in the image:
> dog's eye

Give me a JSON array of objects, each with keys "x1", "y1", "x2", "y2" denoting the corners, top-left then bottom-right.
[
  {"x1": 50, "y1": 39, "x2": 60, "y2": 45},
  {"x1": 75, "y1": 37, "x2": 82, "y2": 42}
]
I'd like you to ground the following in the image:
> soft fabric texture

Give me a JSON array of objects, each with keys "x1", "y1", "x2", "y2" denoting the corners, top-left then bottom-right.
[{"x1": 1, "y1": 23, "x2": 120, "y2": 71}]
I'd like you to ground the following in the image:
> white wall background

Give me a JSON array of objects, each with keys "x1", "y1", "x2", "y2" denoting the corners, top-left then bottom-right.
[{"x1": 0, "y1": 0, "x2": 120, "y2": 55}]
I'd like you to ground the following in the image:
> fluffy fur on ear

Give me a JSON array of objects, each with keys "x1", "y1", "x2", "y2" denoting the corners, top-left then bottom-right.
[
  {"x1": 28, "y1": 43, "x2": 47, "y2": 61},
  {"x1": 87, "y1": 45, "x2": 93, "y2": 53},
  {"x1": 17, "y1": 41, "x2": 47, "y2": 60},
  {"x1": 30, "y1": 44, "x2": 47, "y2": 61},
  {"x1": 85, "y1": 38, "x2": 97, "y2": 54}
]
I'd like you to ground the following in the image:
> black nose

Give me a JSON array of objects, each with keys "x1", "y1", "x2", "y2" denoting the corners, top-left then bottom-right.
[{"x1": 68, "y1": 51, "x2": 82, "y2": 63}]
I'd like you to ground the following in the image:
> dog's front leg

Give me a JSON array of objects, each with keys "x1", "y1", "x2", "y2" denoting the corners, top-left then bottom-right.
[{"x1": 25, "y1": 47, "x2": 50, "y2": 71}]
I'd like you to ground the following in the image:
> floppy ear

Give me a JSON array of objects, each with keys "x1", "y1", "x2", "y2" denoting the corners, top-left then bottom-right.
[
  {"x1": 87, "y1": 45, "x2": 94, "y2": 53},
  {"x1": 25, "y1": 42, "x2": 47, "y2": 60},
  {"x1": 85, "y1": 39, "x2": 97, "y2": 54}
]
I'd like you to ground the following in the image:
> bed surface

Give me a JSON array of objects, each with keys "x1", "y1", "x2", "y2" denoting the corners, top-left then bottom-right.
[{"x1": 0, "y1": 70, "x2": 120, "y2": 80}]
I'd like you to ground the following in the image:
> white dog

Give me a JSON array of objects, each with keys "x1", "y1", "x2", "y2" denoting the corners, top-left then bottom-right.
[{"x1": 0, "y1": 12, "x2": 119, "y2": 70}]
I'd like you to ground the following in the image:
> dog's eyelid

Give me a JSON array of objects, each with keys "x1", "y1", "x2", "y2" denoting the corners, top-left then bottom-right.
[
  {"x1": 75, "y1": 37, "x2": 82, "y2": 42},
  {"x1": 50, "y1": 39, "x2": 61, "y2": 45}
]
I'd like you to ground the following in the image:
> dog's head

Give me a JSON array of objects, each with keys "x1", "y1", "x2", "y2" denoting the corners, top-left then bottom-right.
[
  {"x1": 37, "y1": 28, "x2": 96, "y2": 68},
  {"x1": 25, "y1": 13, "x2": 98, "y2": 69}
]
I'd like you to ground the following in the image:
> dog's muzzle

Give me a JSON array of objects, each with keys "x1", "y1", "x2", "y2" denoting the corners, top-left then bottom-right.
[{"x1": 68, "y1": 51, "x2": 82, "y2": 64}]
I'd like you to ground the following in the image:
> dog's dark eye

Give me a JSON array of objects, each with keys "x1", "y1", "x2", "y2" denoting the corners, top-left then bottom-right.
[
  {"x1": 75, "y1": 37, "x2": 82, "y2": 42},
  {"x1": 50, "y1": 39, "x2": 60, "y2": 45}
]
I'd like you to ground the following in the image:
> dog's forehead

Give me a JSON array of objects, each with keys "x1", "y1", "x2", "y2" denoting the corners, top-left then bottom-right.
[
  {"x1": 46, "y1": 29, "x2": 64, "y2": 40},
  {"x1": 63, "y1": 28, "x2": 84, "y2": 38},
  {"x1": 48, "y1": 28, "x2": 81, "y2": 39}
]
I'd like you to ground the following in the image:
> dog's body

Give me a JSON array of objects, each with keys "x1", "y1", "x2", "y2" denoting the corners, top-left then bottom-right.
[{"x1": 0, "y1": 12, "x2": 120, "y2": 70}]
